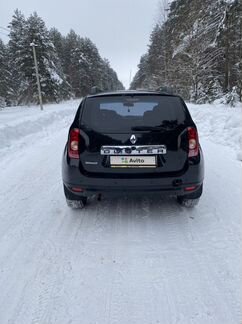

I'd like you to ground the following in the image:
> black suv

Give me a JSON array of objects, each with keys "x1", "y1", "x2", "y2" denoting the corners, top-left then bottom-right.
[{"x1": 62, "y1": 90, "x2": 204, "y2": 208}]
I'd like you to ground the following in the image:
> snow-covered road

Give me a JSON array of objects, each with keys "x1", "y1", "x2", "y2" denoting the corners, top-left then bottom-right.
[{"x1": 0, "y1": 101, "x2": 241, "y2": 324}]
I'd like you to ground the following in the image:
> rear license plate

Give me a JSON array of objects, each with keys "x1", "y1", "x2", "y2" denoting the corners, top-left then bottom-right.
[{"x1": 110, "y1": 156, "x2": 156, "y2": 167}]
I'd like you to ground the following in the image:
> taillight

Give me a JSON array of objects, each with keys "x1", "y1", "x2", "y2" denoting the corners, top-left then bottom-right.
[
  {"x1": 188, "y1": 127, "x2": 199, "y2": 157},
  {"x1": 68, "y1": 128, "x2": 80, "y2": 159}
]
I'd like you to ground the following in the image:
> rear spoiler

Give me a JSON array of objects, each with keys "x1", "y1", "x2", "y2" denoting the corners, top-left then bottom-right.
[
  {"x1": 156, "y1": 86, "x2": 175, "y2": 95},
  {"x1": 90, "y1": 86, "x2": 103, "y2": 95}
]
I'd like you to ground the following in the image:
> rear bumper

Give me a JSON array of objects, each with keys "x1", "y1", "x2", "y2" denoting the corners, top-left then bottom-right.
[
  {"x1": 62, "y1": 148, "x2": 204, "y2": 197},
  {"x1": 64, "y1": 182, "x2": 203, "y2": 197}
]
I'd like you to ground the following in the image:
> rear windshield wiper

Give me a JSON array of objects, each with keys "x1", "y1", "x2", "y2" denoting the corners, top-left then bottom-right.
[{"x1": 131, "y1": 126, "x2": 168, "y2": 131}]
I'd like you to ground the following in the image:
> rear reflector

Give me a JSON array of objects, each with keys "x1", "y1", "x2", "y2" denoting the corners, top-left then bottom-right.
[
  {"x1": 188, "y1": 127, "x2": 199, "y2": 157},
  {"x1": 68, "y1": 128, "x2": 80, "y2": 159},
  {"x1": 185, "y1": 186, "x2": 197, "y2": 191},
  {"x1": 71, "y1": 187, "x2": 84, "y2": 192}
]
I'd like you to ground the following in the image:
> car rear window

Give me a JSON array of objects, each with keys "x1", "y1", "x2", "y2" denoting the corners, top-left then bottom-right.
[{"x1": 81, "y1": 95, "x2": 188, "y2": 133}]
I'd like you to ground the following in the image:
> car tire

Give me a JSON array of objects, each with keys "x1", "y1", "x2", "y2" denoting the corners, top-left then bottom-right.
[
  {"x1": 66, "y1": 197, "x2": 87, "y2": 209},
  {"x1": 177, "y1": 184, "x2": 203, "y2": 208},
  {"x1": 63, "y1": 184, "x2": 87, "y2": 209},
  {"x1": 177, "y1": 196, "x2": 200, "y2": 207}
]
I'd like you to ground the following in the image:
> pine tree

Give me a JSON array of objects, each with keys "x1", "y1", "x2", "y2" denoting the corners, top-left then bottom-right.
[
  {"x1": 0, "y1": 39, "x2": 12, "y2": 107},
  {"x1": 8, "y1": 11, "x2": 72, "y2": 104},
  {"x1": 49, "y1": 27, "x2": 73, "y2": 100},
  {"x1": 63, "y1": 31, "x2": 123, "y2": 96},
  {"x1": 62, "y1": 30, "x2": 82, "y2": 96},
  {"x1": 24, "y1": 12, "x2": 69, "y2": 103},
  {"x1": 220, "y1": 0, "x2": 242, "y2": 100},
  {"x1": 49, "y1": 28, "x2": 65, "y2": 65},
  {"x1": 78, "y1": 37, "x2": 103, "y2": 94},
  {"x1": 8, "y1": 9, "x2": 27, "y2": 105},
  {"x1": 100, "y1": 59, "x2": 124, "y2": 91},
  {"x1": 130, "y1": 54, "x2": 149, "y2": 89}
]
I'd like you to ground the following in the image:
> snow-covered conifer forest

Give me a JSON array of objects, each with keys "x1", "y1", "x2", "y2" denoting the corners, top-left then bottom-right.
[
  {"x1": 0, "y1": 10, "x2": 124, "y2": 107},
  {"x1": 130, "y1": 0, "x2": 242, "y2": 105}
]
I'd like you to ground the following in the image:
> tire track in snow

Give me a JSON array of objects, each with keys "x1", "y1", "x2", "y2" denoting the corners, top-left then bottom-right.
[{"x1": 0, "y1": 107, "x2": 241, "y2": 323}]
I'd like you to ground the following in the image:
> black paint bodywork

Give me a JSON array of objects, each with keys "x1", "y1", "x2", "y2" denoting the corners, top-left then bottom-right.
[{"x1": 62, "y1": 91, "x2": 204, "y2": 197}]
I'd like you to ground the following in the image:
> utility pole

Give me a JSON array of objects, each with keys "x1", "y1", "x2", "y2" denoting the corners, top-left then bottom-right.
[
  {"x1": 129, "y1": 69, "x2": 132, "y2": 87},
  {"x1": 30, "y1": 42, "x2": 43, "y2": 110}
]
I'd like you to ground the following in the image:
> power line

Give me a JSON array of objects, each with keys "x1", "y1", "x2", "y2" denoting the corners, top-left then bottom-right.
[
  {"x1": 0, "y1": 26, "x2": 10, "y2": 32},
  {"x1": 0, "y1": 31, "x2": 8, "y2": 37}
]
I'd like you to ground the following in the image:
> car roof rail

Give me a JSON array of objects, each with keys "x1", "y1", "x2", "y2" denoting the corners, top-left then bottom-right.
[{"x1": 90, "y1": 86, "x2": 103, "y2": 95}]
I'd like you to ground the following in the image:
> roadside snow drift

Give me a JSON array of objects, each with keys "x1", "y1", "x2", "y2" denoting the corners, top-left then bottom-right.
[
  {"x1": 0, "y1": 100, "x2": 78, "y2": 151},
  {"x1": 0, "y1": 101, "x2": 241, "y2": 324},
  {"x1": 188, "y1": 102, "x2": 242, "y2": 160}
]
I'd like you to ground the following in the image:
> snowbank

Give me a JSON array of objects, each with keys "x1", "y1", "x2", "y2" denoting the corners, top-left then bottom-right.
[
  {"x1": 188, "y1": 102, "x2": 242, "y2": 161},
  {"x1": 0, "y1": 100, "x2": 78, "y2": 151}
]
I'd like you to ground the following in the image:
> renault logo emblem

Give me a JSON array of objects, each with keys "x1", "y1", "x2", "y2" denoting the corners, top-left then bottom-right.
[{"x1": 130, "y1": 134, "x2": 137, "y2": 144}]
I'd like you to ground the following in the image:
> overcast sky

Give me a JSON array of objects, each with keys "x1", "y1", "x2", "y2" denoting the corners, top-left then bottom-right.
[{"x1": 0, "y1": 0, "x2": 161, "y2": 88}]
